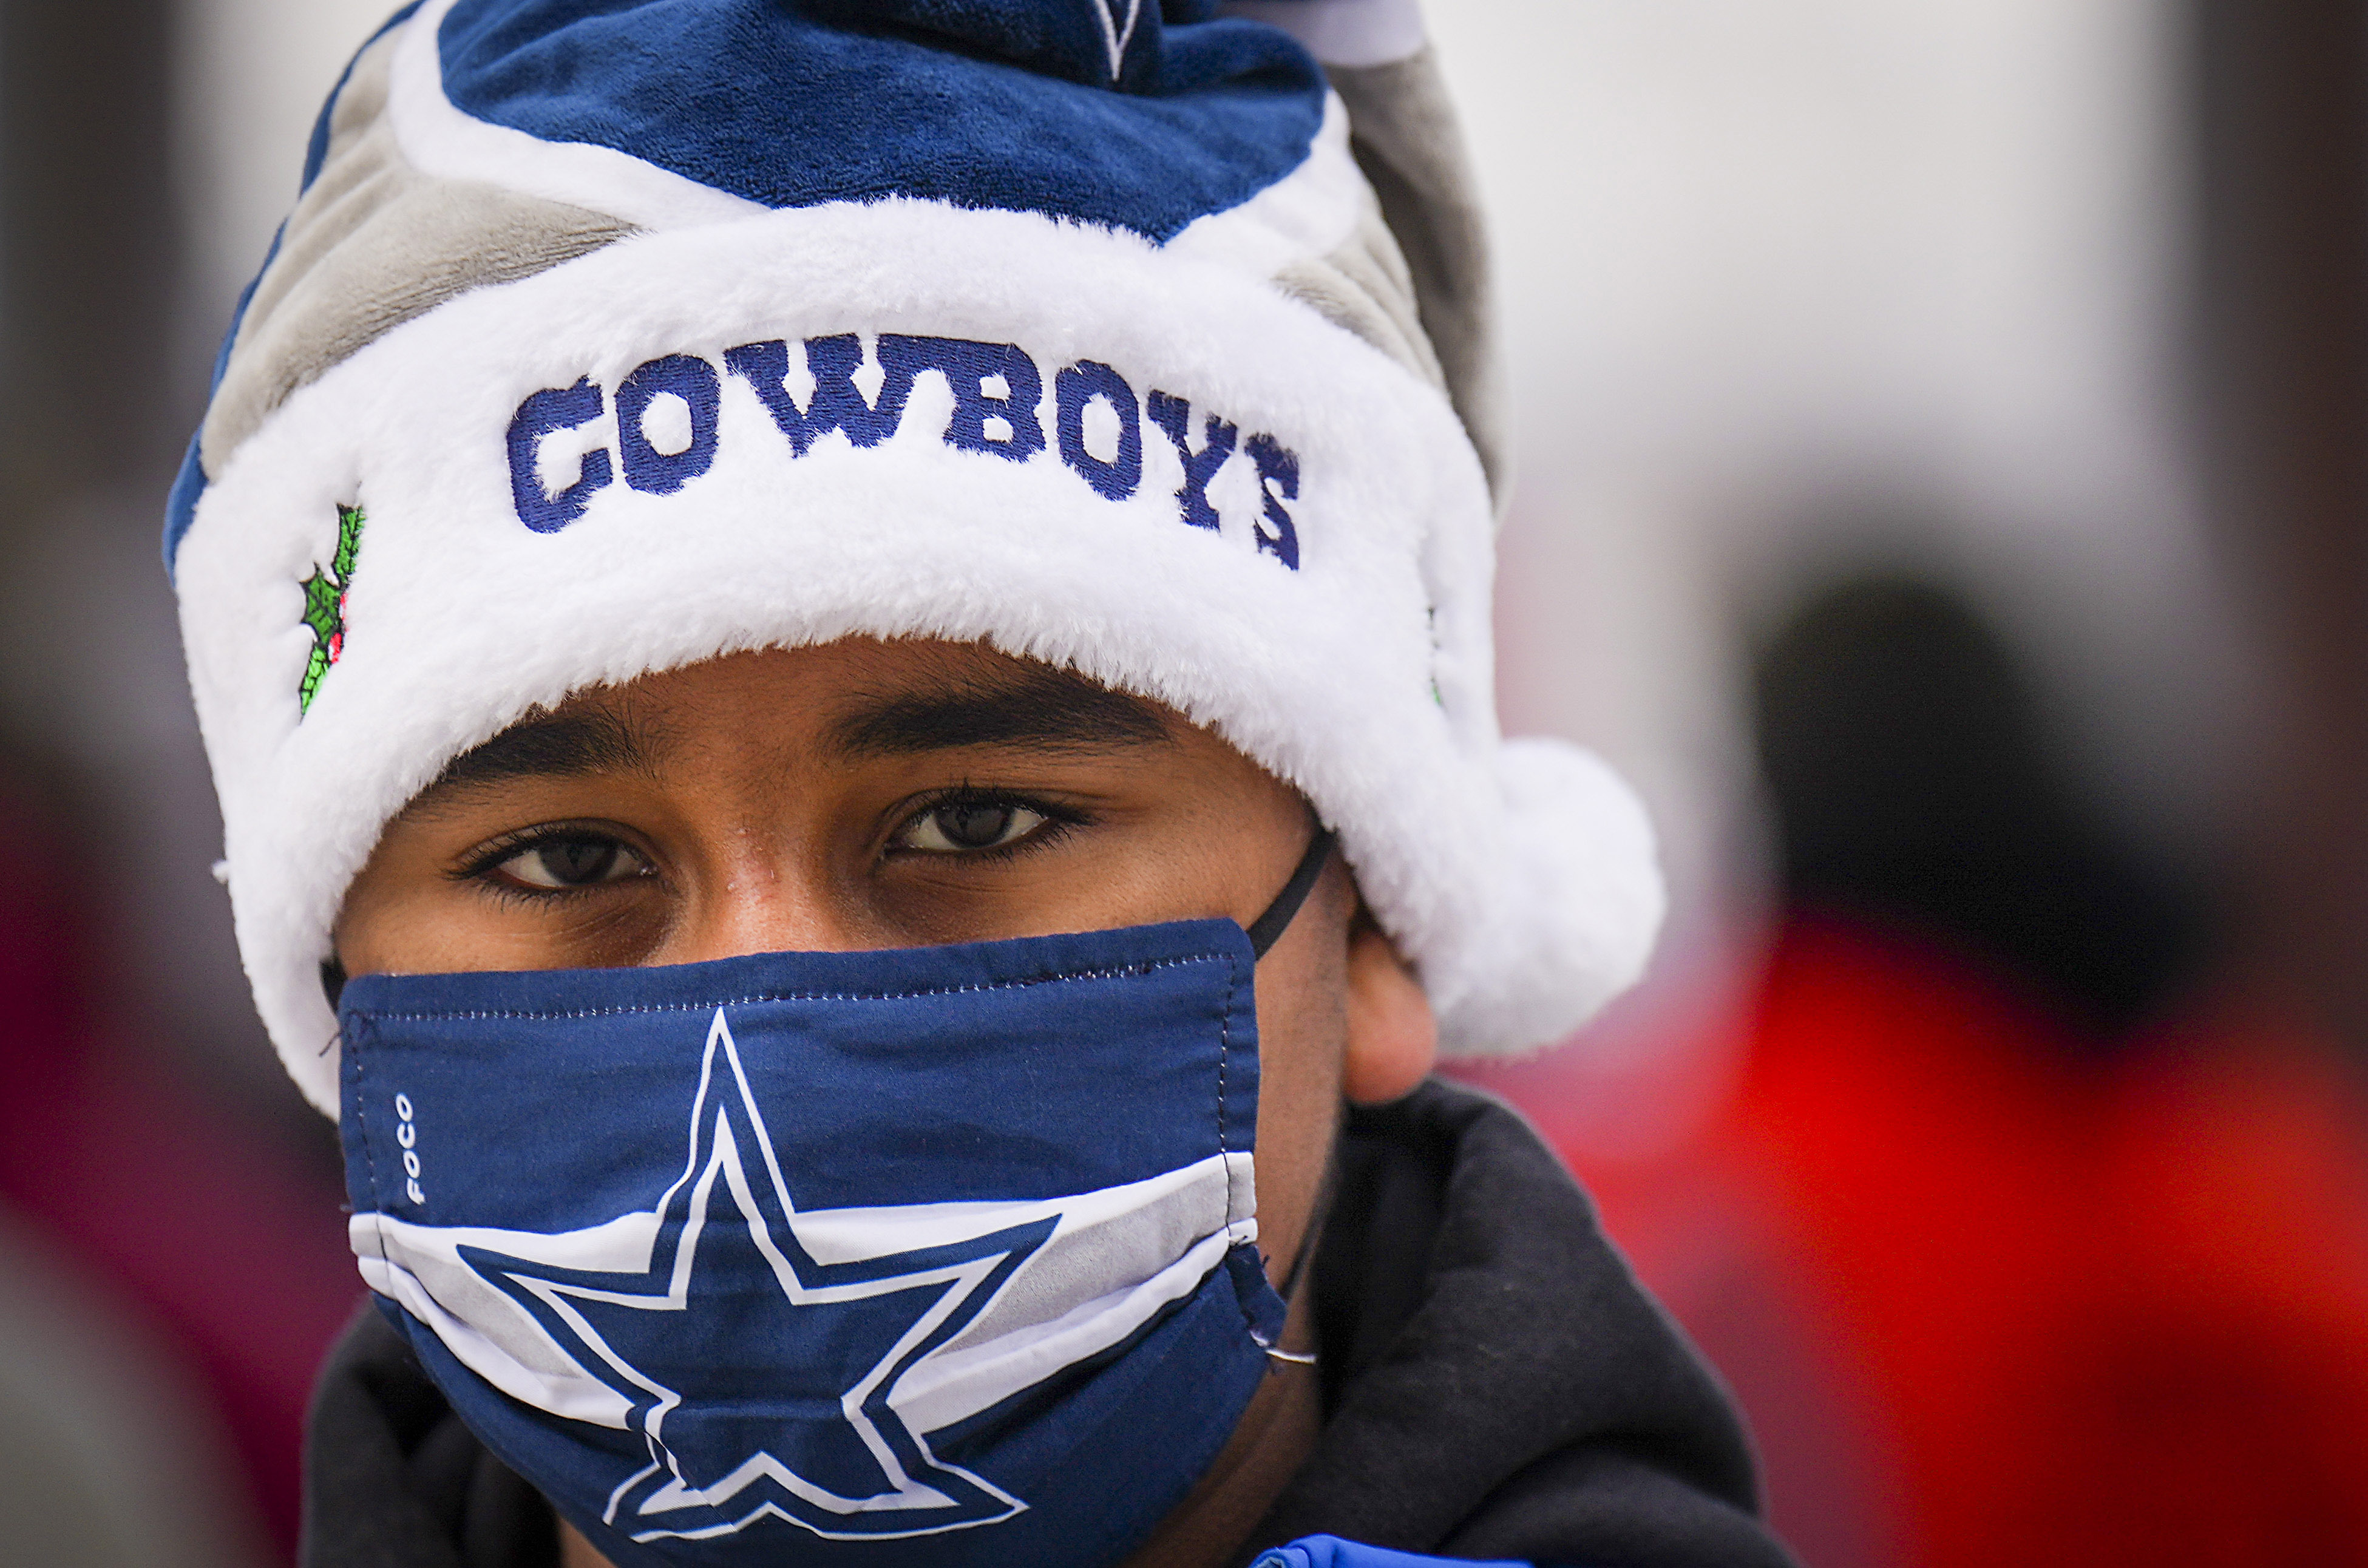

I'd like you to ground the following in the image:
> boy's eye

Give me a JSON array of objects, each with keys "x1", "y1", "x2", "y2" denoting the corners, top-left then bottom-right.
[
  {"x1": 896, "y1": 800, "x2": 1050, "y2": 854},
  {"x1": 495, "y1": 835, "x2": 649, "y2": 889}
]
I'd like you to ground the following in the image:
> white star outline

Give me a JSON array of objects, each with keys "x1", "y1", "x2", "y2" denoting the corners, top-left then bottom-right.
[
  {"x1": 466, "y1": 1009, "x2": 1037, "y2": 1544},
  {"x1": 1094, "y1": 0, "x2": 1144, "y2": 81}
]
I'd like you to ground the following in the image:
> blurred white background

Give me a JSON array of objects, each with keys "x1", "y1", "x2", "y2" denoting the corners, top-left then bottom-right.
[{"x1": 1417, "y1": 4, "x2": 2230, "y2": 1142}]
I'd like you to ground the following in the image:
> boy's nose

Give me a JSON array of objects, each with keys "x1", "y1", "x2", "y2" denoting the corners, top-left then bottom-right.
[{"x1": 660, "y1": 850, "x2": 875, "y2": 963}]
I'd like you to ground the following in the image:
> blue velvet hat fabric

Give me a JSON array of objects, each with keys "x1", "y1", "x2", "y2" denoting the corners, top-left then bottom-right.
[{"x1": 438, "y1": 0, "x2": 1326, "y2": 239}]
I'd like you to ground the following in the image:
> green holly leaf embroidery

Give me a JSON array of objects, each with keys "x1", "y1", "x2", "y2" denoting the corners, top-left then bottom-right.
[{"x1": 298, "y1": 503, "x2": 366, "y2": 715}]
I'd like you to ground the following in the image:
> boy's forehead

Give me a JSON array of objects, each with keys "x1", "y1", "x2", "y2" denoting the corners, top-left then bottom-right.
[{"x1": 427, "y1": 640, "x2": 1178, "y2": 795}]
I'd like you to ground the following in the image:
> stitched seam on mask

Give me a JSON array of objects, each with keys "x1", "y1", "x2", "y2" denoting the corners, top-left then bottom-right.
[
  {"x1": 355, "y1": 952, "x2": 1240, "y2": 1022},
  {"x1": 349, "y1": 1016, "x2": 387, "y2": 1217},
  {"x1": 1215, "y1": 951, "x2": 1241, "y2": 1230}
]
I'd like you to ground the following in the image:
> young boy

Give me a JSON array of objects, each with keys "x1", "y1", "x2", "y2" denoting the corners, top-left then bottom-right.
[{"x1": 169, "y1": 3, "x2": 1794, "y2": 1565}]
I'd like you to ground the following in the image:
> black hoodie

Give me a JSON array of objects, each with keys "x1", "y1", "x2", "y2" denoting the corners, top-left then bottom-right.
[{"x1": 301, "y1": 1081, "x2": 1794, "y2": 1568}]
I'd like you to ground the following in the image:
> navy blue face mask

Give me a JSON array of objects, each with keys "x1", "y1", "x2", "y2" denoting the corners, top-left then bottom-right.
[{"x1": 337, "y1": 830, "x2": 1334, "y2": 1568}]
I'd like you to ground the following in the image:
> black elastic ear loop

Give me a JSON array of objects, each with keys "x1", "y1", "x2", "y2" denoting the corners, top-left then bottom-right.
[
  {"x1": 1246, "y1": 1138, "x2": 1332, "y2": 1371},
  {"x1": 1241, "y1": 816, "x2": 1337, "y2": 1369},
  {"x1": 1243, "y1": 820, "x2": 1337, "y2": 960},
  {"x1": 1252, "y1": 1152, "x2": 1333, "y2": 1369}
]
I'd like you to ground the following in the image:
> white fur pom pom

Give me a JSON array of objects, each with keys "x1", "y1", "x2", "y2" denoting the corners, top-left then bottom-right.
[{"x1": 1432, "y1": 738, "x2": 1664, "y2": 1057}]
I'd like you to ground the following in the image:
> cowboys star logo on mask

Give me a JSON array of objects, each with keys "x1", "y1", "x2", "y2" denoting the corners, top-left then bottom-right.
[
  {"x1": 342, "y1": 926, "x2": 1278, "y2": 1562},
  {"x1": 456, "y1": 1012, "x2": 1047, "y2": 1543}
]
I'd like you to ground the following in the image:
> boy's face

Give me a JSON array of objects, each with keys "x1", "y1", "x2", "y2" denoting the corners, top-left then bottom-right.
[{"x1": 334, "y1": 637, "x2": 1435, "y2": 1561}]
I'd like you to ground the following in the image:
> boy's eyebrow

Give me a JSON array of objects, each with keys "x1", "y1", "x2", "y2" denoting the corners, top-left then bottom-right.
[
  {"x1": 426, "y1": 708, "x2": 651, "y2": 795},
  {"x1": 832, "y1": 665, "x2": 1173, "y2": 756}
]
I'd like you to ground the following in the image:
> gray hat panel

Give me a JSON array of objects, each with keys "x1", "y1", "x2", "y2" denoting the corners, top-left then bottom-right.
[
  {"x1": 202, "y1": 30, "x2": 635, "y2": 474},
  {"x1": 1328, "y1": 48, "x2": 1505, "y2": 503}
]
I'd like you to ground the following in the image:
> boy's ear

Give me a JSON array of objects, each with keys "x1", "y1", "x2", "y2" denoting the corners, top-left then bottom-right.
[{"x1": 1342, "y1": 914, "x2": 1437, "y2": 1104}]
